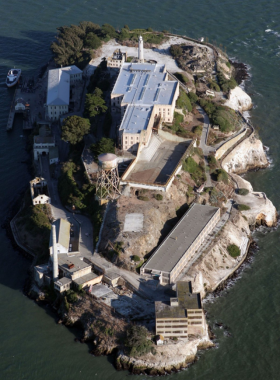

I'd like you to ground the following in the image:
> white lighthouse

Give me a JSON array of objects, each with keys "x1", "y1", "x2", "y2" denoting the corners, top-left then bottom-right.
[
  {"x1": 52, "y1": 224, "x2": 59, "y2": 281},
  {"x1": 138, "y1": 35, "x2": 144, "y2": 63}
]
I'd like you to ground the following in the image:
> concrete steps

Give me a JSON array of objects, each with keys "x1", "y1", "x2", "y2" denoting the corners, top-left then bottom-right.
[{"x1": 139, "y1": 134, "x2": 163, "y2": 161}]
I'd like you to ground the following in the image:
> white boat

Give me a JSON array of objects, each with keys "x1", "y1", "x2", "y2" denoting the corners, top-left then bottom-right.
[{"x1": 6, "y1": 68, "x2": 21, "y2": 87}]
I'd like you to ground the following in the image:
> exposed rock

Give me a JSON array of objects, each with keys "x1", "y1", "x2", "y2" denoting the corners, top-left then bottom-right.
[
  {"x1": 224, "y1": 86, "x2": 252, "y2": 112},
  {"x1": 186, "y1": 210, "x2": 250, "y2": 296},
  {"x1": 222, "y1": 134, "x2": 268, "y2": 174},
  {"x1": 235, "y1": 192, "x2": 277, "y2": 227},
  {"x1": 116, "y1": 337, "x2": 213, "y2": 375}
]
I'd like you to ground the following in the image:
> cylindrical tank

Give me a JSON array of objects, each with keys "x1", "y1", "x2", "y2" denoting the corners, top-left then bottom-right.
[{"x1": 98, "y1": 153, "x2": 118, "y2": 170}]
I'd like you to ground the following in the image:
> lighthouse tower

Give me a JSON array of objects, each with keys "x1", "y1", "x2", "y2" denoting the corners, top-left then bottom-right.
[
  {"x1": 138, "y1": 35, "x2": 144, "y2": 63},
  {"x1": 52, "y1": 224, "x2": 59, "y2": 282}
]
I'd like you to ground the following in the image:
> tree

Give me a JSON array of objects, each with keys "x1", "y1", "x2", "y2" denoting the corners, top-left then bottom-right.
[
  {"x1": 176, "y1": 90, "x2": 192, "y2": 112},
  {"x1": 170, "y1": 44, "x2": 183, "y2": 58},
  {"x1": 61, "y1": 115, "x2": 90, "y2": 145},
  {"x1": 84, "y1": 88, "x2": 107, "y2": 118},
  {"x1": 90, "y1": 138, "x2": 115, "y2": 158},
  {"x1": 125, "y1": 325, "x2": 153, "y2": 357},
  {"x1": 101, "y1": 23, "x2": 117, "y2": 39},
  {"x1": 227, "y1": 244, "x2": 241, "y2": 258},
  {"x1": 84, "y1": 32, "x2": 101, "y2": 49}
]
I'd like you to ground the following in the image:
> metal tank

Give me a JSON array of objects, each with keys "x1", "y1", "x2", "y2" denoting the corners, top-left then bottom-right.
[{"x1": 98, "y1": 153, "x2": 118, "y2": 170}]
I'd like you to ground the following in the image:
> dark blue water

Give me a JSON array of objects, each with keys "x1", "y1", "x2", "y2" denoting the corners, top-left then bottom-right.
[{"x1": 0, "y1": 1, "x2": 280, "y2": 379}]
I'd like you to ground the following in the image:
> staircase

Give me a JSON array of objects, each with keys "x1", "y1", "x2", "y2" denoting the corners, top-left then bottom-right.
[{"x1": 139, "y1": 134, "x2": 163, "y2": 161}]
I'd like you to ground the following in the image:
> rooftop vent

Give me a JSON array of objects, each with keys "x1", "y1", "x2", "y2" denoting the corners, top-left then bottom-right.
[{"x1": 68, "y1": 263, "x2": 74, "y2": 269}]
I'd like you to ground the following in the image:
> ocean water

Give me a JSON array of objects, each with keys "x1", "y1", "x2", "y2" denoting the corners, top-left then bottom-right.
[{"x1": 0, "y1": 1, "x2": 280, "y2": 379}]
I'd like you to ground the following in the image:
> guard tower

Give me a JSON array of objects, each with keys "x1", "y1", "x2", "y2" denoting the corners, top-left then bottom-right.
[
  {"x1": 138, "y1": 35, "x2": 144, "y2": 63},
  {"x1": 96, "y1": 153, "x2": 121, "y2": 201}
]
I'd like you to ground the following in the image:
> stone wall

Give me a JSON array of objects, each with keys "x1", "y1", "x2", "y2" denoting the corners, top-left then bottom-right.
[{"x1": 215, "y1": 129, "x2": 247, "y2": 160}]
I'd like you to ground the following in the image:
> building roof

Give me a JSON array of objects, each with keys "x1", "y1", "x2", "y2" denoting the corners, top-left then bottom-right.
[
  {"x1": 112, "y1": 63, "x2": 177, "y2": 107},
  {"x1": 143, "y1": 204, "x2": 219, "y2": 274},
  {"x1": 49, "y1": 218, "x2": 70, "y2": 250},
  {"x1": 46, "y1": 69, "x2": 70, "y2": 106},
  {"x1": 58, "y1": 254, "x2": 91, "y2": 274},
  {"x1": 155, "y1": 281, "x2": 201, "y2": 319},
  {"x1": 61, "y1": 65, "x2": 83, "y2": 75},
  {"x1": 73, "y1": 272, "x2": 99, "y2": 285},
  {"x1": 55, "y1": 277, "x2": 72, "y2": 286},
  {"x1": 34, "y1": 135, "x2": 55, "y2": 144},
  {"x1": 119, "y1": 105, "x2": 152, "y2": 134},
  {"x1": 49, "y1": 146, "x2": 59, "y2": 160}
]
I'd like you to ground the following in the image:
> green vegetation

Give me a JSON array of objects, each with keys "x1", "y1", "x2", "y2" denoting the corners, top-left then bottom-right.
[
  {"x1": 207, "y1": 155, "x2": 217, "y2": 171},
  {"x1": 237, "y1": 204, "x2": 251, "y2": 211},
  {"x1": 227, "y1": 244, "x2": 241, "y2": 258},
  {"x1": 66, "y1": 290, "x2": 78, "y2": 304},
  {"x1": 138, "y1": 196, "x2": 149, "y2": 201},
  {"x1": 188, "y1": 92, "x2": 198, "y2": 105},
  {"x1": 237, "y1": 188, "x2": 249, "y2": 196},
  {"x1": 51, "y1": 21, "x2": 104, "y2": 68},
  {"x1": 154, "y1": 193, "x2": 163, "y2": 201},
  {"x1": 176, "y1": 90, "x2": 192, "y2": 112},
  {"x1": 213, "y1": 168, "x2": 228, "y2": 183},
  {"x1": 84, "y1": 88, "x2": 107, "y2": 119},
  {"x1": 118, "y1": 26, "x2": 165, "y2": 44},
  {"x1": 61, "y1": 115, "x2": 90, "y2": 145},
  {"x1": 226, "y1": 61, "x2": 231, "y2": 68},
  {"x1": 125, "y1": 325, "x2": 154, "y2": 357},
  {"x1": 217, "y1": 71, "x2": 237, "y2": 93},
  {"x1": 170, "y1": 44, "x2": 183, "y2": 58},
  {"x1": 192, "y1": 125, "x2": 202, "y2": 136},
  {"x1": 186, "y1": 185, "x2": 194, "y2": 199},
  {"x1": 87, "y1": 60, "x2": 108, "y2": 93},
  {"x1": 132, "y1": 255, "x2": 140, "y2": 262},
  {"x1": 199, "y1": 98, "x2": 236, "y2": 133},
  {"x1": 174, "y1": 72, "x2": 189, "y2": 85},
  {"x1": 90, "y1": 137, "x2": 115, "y2": 159},
  {"x1": 208, "y1": 79, "x2": 220, "y2": 92},
  {"x1": 182, "y1": 157, "x2": 206, "y2": 185}
]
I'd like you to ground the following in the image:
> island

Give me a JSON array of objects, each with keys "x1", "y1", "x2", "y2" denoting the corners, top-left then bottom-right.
[{"x1": 8, "y1": 22, "x2": 277, "y2": 375}]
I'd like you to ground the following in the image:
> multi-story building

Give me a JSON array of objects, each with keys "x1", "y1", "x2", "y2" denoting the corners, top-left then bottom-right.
[
  {"x1": 30, "y1": 177, "x2": 51, "y2": 205},
  {"x1": 155, "y1": 281, "x2": 207, "y2": 339},
  {"x1": 141, "y1": 204, "x2": 220, "y2": 285},
  {"x1": 107, "y1": 49, "x2": 127, "y2": 68},
  {"x1": 111, "y1": 61, "x2": 179, "y2": 153},
  {"x1": 46, "y1": 65, "x2": 82, "y2": 121}
]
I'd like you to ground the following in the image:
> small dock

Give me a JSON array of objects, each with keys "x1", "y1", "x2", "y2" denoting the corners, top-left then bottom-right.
[{"x1": 6, "y1": 87, "x2": 33, "y2": 131}]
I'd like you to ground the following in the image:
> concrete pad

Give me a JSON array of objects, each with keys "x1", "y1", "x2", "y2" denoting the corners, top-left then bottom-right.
[
  {"x1": 123, "y1": 213, "x2": 144, "y2": 232},
  {"x1": 90, "y1": 283, "x2": 113, "y2": 298}
]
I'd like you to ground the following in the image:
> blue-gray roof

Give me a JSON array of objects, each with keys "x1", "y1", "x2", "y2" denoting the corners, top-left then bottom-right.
[
  {"x1": 119, "y1": 105, "x2": 152, "y2": 134},
  {"x1": 46, "y1": 69, "x2": 70, "y2": 106}
]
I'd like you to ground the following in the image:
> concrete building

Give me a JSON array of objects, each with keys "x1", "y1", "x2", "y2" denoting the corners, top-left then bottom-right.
[
  {"x1": 34, "y1": 264, "x2": 52, "y2": 287},
  {"x1": 111, "y1": 62, "x2": 179, "y2": 152},
  {"x1": 155, "y1": 281, "x2": 206, "y2": 339},
  {"x1": 54, "y1": 277, "x2": 72, "y2": 292},
  {"x1": 49, "y1": 218, "x2": 71, "y2": 257},
  {"x1": 46, "y1": 65, "x2": 82, "y2": 121},
  {"x1": 30, "y1": 177, "x2": 51, "y2": 205},
  {"x1": 141, "y1": 204, "x2": 220, "y2": 284},
  {"x1": 33, "y1": 125, "x2": 57, "y2": 163},
  {"x1": 107, "y1": 49, "x2": 127, "y2": 68}
]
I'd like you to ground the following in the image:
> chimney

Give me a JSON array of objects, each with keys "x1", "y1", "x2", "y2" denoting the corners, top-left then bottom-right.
[
  {"x1": 138, "y1": 35, "x2": 144, "y2": 63},
  {"x1": 52, "y1": 224, "x2": 58, "y2": 282}
]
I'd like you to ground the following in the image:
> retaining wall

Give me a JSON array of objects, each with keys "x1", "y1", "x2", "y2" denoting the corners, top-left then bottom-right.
[
  {"x1": 215, "y1": 129, "x2": 247, "y2": 160},
  {"x1": 158, "y1": 129, "x2": 190, "y2": 143}
]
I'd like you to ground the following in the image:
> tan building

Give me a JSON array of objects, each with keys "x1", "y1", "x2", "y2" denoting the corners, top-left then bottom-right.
[
  {"x1": 155, "y1": 281, "x2": 206, "y2": 339},
  {"x1": 30, "y1": 177, "x2": 51, "y2": 205},
  {"x1": 49, "y1": 218, "x2": 71, "y2": 256},
  {"x1": 107, "y1": 49, "x2": 127, "y2": 68},
  {"x1": 111, "y1": 62, "x2": 179, "y2": 153},
  {"x1": 141, "y1": 204, "x2": 220, "y2": 284}
]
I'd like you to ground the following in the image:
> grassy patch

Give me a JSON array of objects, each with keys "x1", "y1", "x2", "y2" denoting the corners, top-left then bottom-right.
[
  {"x1": 237, "y1": 188, "x2": 249, "y2": 196},
  {"x1": 237, "y1": 204, "x2": 251, "y2": 211},
  {"x1": 227, "y1": 244, "x2": 241, "y2": 258}
]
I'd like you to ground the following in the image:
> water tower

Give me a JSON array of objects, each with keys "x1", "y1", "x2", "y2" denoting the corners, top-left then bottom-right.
[{"x1": 96, "y1": 153, "x2": 121, "y2": 200}]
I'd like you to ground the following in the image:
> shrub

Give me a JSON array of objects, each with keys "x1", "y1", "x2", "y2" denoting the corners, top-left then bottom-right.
[
  {"x1": 193, "y1": 125, "x2": 202, "y2": 136},
  {"x1": 214, "y1": 168, "x2": 228, "y2": 183},
  {"x1": 66, "y1": 290, "x2": 78, "y2": 304},
  {"x1": 227, "y1": 244, "x2": 241, "y2": 258},
  {"x1": 174, "y1": 72, "x2": 189, "y2": 85},
  {"x1": 138, "y1": 196, "x2": 149, "y2": 201},
  {"x1": 188, "y1": 92, "x2": 198, "y2": 104},
  {"x1": 237, "y1": 204, "x2": 251, "y2": 211},
  {"x1": 125, "y1": 325, "x2": 153, "y2": 357},
  {"x1": 208, "y1": 155, "x2": 217, "y2": 170},
  {"x1": 183, "y1": 157, "x2": 198, "y2": 174},
  {"x1": 170, "y1": 45, "x2": 183, "y2": 58},
  {"x1": 176, "y1": 90, "x2": 192, "y2": 112},
  {"x1": 133, "y1": 255, "x2": 140, "y2": 262},
  {"x1": 237, "y1": 188, "x2": 249, "y2": 196},
  {"x1": 154, "y1": 193, "x2": 163, "y2": 201},
  {"x1": 217, "y1": 71, "x2": 237, "y2": 93}
]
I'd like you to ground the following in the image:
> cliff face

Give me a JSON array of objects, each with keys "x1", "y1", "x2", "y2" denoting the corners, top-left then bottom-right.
[
  {"x1": 222, "y1": 134, "x2": 268, "y2": 174},
  {"x1": 224, "y1": 86, "x2": 252, "y2": 112},
  {"x1": 187, "y1": 210, "x2": 250, "y2": 297}
]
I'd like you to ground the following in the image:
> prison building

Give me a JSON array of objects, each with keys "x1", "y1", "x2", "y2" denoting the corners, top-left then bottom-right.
[
  {"x1": 141, "y1": 204, "x2": 220, "y2": 285},
  {"x1": 155, "y1": 281, "x2": 206, "y2": 339},
  {"x1": 46, "y1": 65, "x2": 82, "y2": 121},
  {"x1": 111, "y1": 62, "x2": 179, "y2": 152}
]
